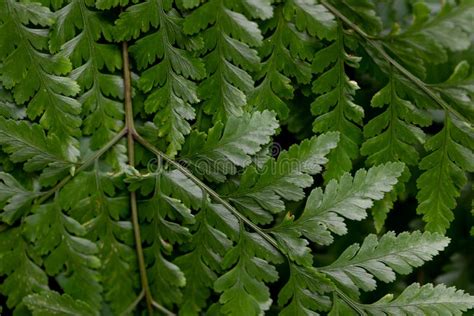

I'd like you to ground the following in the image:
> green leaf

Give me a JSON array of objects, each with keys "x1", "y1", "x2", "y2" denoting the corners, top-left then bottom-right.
[
  {"x1": 311, "y1": 23, "x2": 363, "y2": 180},
  {"x1": 319, "y1": 231, "x2": 449, "y2": 297},
  {"x1": 0, "y1": 118, "x2": 76, "y2": 185},
  {"x1": 51, "y1": 0, "x2": 124, "y2": 150},
  {"x1": 0, "y1": 172, "x2": 39, "y2": 224},
  {"x1": 362, "y1": 283, "x2": 474, "y2": 315},
  {"x1": 24, "y1": 202, "x2": 102, "y2": 308},
  {"x1": 214, "y1": 228, "x2": 282, "y2": 315},
  {"x1": 362, "y1": 77, "x2": 430, "y2": 166},
  {"x1": 0, "y1": 0, "x2": 81, "y2": 156},
  {"x1": 278, "y1": 264, "x2": 333, "y2": 315},
  {"x1": 383, "y1": 1, "x2": 474, "y2": 79},
  {"x1": 116, "y1": 0, "x2": 205, "y2": 156},
  {"x1": 183, "y1": 0, "x2": 263, "y2": 122},
  {"x1": 174, "y1": 203, "x2": 234, "y2": 315},
  {"x1": 59, "y1": 169, "x2": 137, "y2": 314},
  {"x1": 24, "y1": 291, "x2": 97, "y2": 316},
  {"x1": 225, "y1": 132, "x2": 339, "y2": 224},
  {"x1": 283, "y1": 0, "x2": 336, "y2": 40},
  {"x1": 417, "y1": 115, "x2": 474, "y2": 233},
  {"x1": 137, "y1": 171, "x2": 196, "y2": 307},
  {"x1": 249, "y1": 6, "x2": 316, "y2": 118},
  {"x1": 180, "y1": 110, "x2": 278, "y2": 182},
  {"x1": 273, "y1": 162, "x2": 404, "y2": 248},
  {"x1": 0, "y1": 227, "x2": 49, "y2": 309},
  {"x1": 327, "y1": 0, "x2": 382, "y2": 35}
]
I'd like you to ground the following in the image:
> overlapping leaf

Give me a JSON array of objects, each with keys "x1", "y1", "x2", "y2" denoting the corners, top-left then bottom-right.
[
  {"x1": 115, "y1": 0, "x2": 205, "y2": 156},
  {"x1": 180, "y1": 110, "x2": 278, "y2": 182},
  {"x1": 0, "y1": 0, "x2": 81, "y2": 157},
  {"x1": 50, "y1": 0, "x2": 124, "y2": 150},
  {"x1": 224, "y1": 132, "x2": 339, "y2": 224}
]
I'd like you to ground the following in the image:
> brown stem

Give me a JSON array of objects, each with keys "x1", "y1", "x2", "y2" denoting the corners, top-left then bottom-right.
[{"x1": 122, "y1": 41, "x2": 153, "y2": 314}]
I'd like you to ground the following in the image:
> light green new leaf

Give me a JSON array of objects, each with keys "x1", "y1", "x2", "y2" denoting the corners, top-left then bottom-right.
[
  {"x1": 320, "y1": 231, "x2": 449, "y2": 297},
  {"x1": 362, "y1": 283, "x2": 474, "y2": 315},
  {"x1": 274, "y1": 162, "x2": 404, "y2": 248}
]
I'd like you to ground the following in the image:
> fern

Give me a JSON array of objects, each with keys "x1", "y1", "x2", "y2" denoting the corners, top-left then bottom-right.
[
  {"x1": 311, "y1": 22, "x2": 364, "y2": 180},
  {"x1": 319, "y1": 231, "x2": 449, "y2": 296},
  {"x1": 182, "y1": 0, "x2": 266, "y2": 122},
  {"x1": 50, "y1": 0, "x2": 124, "y2": 150},
  {"x1": 0, "y1": 0, "x2": 473, "y2": 315},
  {"x1": 115, "y1": 0, "x2": 205, "y2": 156},
  {"x1": 0, "y1": 0, "x2": 81, "y2": 157}
]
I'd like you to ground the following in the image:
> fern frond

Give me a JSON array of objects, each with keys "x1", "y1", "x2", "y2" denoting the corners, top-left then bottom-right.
[
  {"x1": 50, "y1": 0, "x2": 124, "y2": 150},
  {"x1": 23, "y1": 202, "x2": 102, "y2": 308},
  {"x1": 174, "y1": 203, "x2": 234, "y2": 315},
  {"x1": 24, "y1": 291, "x2": 97, "y2": 316},
  {"x1": 115, "y1": 0, "x2": 205, "y2": 156},
  {"x1": 361, "y1": 75, "x2": 431, "y2": 231},
  {"x1": 278, "y1": 264, "x2": 333, "y2": 315},
  {"x1": 0, "y1": 86, "x2": 25, "y2": 119},
  {"x1": 416, "y1": 114, "x2": 473, "y2": 233},
  {"x1": 362, "y1": 283, "x2": 474, "y2": 315},
  {"x1": 270, "y1": 162, "x2": 404, "y2": 255},
  {"x1": 183, "y1": 0, "x2": 267, "y2": 121},
  {"x1": 283, "y1": 0, "x2": 336, "y2": 40},
  {"x1": 180, "y1": 110, "x2": 278, "y2": 182},
  {"x1": 249, "y1": 6, "x2": 316, "y2": 118},
  {"x1": 214, "y1": 228, "x2": 283, "y2": 315},
  {"x1": 319, "y1": 231, "x2": 449, "y2": 297},
  {"x1": 224, "y1": 132, "x2": 339, "y2": 224},
  {"x1": 58, "y1": 168, "x2": 137, "y2": 314},
  {"x1": 0, "y1": 227, "x2": 49, "y2": 309},
  {"x1": 0, "y1": 0, "x2": 81, "y2": 157},
  {"x1": 132, "y1": 172, "x2": 195, "y2": 308},
  {"x1": 362, "y1": 76, "x2": 430, "y2": 167},
  {"x1": 311, "y1": 23, "x2": 363, "y2": 180},
  {"x1": 382, "y1": 1, "x2": 474, "y2": 79},
  {"x1": 326, "y1": 0, "x2": 381, "y2": 35},
  {"x1": 0, "y1": 118, "x2": 76, "y2": 186},
  {"x1": 0, "y1": 172, "x2": 40, "y2": 224}
]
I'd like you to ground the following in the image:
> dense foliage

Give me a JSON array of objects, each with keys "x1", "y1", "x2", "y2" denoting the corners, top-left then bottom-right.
[{"x1": 0, "y1": 0, "x2": 473, "y2": 315}]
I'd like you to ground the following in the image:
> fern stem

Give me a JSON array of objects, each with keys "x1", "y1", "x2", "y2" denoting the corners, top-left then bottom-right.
[
  {"x1": 152, "y1": 300, "x2": 176, "y2": 316},
  {"x1": 133, "y1": 133, "x2": 281, "y2": 250},
  {"x1": 120, "y1": 289, "x2": 144, "y2": 316},
  {"x1": 35, "y1": 127, "x2": 127, "y2": 206},
  {"x1": 335, "y1": 288, "x2": 367, "y2": 315},
  {"x1": 122, "y1": 41, "x2": 154, "y2": 315},
  {"x1": 319, "y1": 0, "x2": 471, "y2": 126}
]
